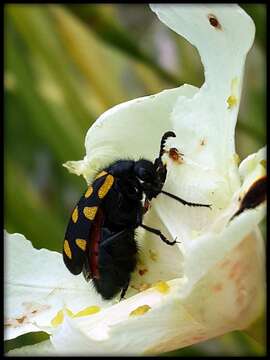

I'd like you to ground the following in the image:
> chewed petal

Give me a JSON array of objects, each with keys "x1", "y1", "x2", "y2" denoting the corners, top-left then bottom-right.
[
  {"x1": 150, "y1": 4, "x2": 255, "y2": 189},
  {"x1": 4, "y1": 231, "x2": 112, "y2": 340}
]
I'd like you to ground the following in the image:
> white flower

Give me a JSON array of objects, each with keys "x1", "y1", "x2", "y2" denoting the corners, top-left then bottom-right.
[{"x1": 5, "y1": 4, "x2": 266, "y2": 356}]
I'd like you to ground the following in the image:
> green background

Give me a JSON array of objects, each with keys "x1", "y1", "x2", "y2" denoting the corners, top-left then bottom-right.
[{"x1": 4, "y1": 4, "x2": 266, "y2": 356}]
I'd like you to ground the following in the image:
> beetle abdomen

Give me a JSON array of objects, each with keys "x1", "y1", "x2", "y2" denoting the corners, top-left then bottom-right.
[{"x1": 93, "y1": 229, "x2": 138, "y2": 299}]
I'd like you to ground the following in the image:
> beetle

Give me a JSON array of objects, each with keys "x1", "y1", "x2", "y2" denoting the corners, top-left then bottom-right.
[{"x1": 63, "y1": 131, "x2": 211, "y2": 300}]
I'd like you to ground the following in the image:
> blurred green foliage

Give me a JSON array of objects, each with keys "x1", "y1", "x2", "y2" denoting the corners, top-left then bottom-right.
[{"x1": 4, "y1": 4, "x2": 266, "y2": 356}]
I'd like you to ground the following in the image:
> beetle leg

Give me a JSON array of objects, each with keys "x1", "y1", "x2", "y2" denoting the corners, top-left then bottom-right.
[
  {"x1": 140, "y1": 224, "x2": 178, "y2": 245},
  {"x1": 99, "y1": 229, "x2": 129, "y2": 249},
  {"x1": 120, "y1": 276, "x2": 130, "y2": 301}
]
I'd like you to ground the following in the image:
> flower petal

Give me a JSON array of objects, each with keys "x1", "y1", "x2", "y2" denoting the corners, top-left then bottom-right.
[
  {"x1": 48, "y1": 230, "x2": 264, "y2": 355},
  {"x1": 4, "y1": 231, "x2": 112, "y2": 340},
  {"x1": 238, "y1": 146, "x2": 266, "y2": 193},
  {"x1": 151, "y1": 4, "x2": 255, "y2": 180},
  {"x1": 64, "y1": 84, "x2": 198, "y2": 184},
  {"x1": 183, "y1": 202, "x2": 265, "y2": 295}
]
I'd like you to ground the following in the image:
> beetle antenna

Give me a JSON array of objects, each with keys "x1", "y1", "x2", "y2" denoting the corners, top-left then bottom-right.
[
  {"x1": 159, "y1": 131, "x2": 176, "y2": 158},
  {"x1": 161, "y1": 190, "x2": 211, "y2": 208}
]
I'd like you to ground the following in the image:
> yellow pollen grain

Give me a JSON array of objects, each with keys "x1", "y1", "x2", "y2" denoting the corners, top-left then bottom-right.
[
  {"x1": 98, "y1": 175, "x2": 114, "y2": 199},
  {"x1": 227, "y1": 95, "x2": 237, "y2": 109},
  {"x1": 65, "y1": 308, "x2": 74, "y2": 317},
  {"x1": 74, "y1": 306, "x2": 101, "y2": 318},
  {"x1": 149, "y1": 249, "x2": 158, "y2": 262},
  {"x1": 85, "y1": 185, "x2": 93, "y2": 198},
  {"x1": 83, "y1": 206, "x2": 98, "y2": 221},
  {"x1": 75, "y1": 239, "x2": 87, "y2": 251},
  {"x1": 95, "y1": 170, "x2": 107, "y2": 179},
  {"x1": 72, "y1": 206, "x2": 78, "y2": 223},
  {"x1": 154, "y1": 281, "x2": 170, "y2": 294},
  {"x1": 51, "y1": 310, "x2": 64, "y2": 327},
  {"x1": 64, "y1": 240, "x2": 72, "y2": 259},
  {"x1": 129, "y1": 304, "x2": 151, "y2": 317},
  {"x1": 51, "y1": 308, "x2": 74, "y2": 327}
]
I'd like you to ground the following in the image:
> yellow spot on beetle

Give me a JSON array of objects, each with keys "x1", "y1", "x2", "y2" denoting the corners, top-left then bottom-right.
[
  {"x1": 85, "y1": 185, "x2": 93, "y2": 198},
  {"x1": 83, "y1": 206, "x2": 98, "y2": 220},
  {"x1": 64, "y1": 240, "x2": 72, "y2": 259},
  {"x1": 95, "y1": 170, "x2": 107, "y2": 179},
  {"x1": 98, "y1": 175, "x2": 114, "y2": 199},
  {"x1": 72, "y1": 206, "x2": 78, "y2": 223},
  {"x1": 51, "y1": 310, "x2": 64, "y2": 327},
  {"x1": 227, "y1": 95, "x2": 237, "y2": 109},
  {"x1": 154, "y1": 281, "x2": 170, "y2": 294},
  {"x1": 75, "y1": 239, "x2": 87, "y2": 251},
  {"x1": 129, "y1": 304, "x2": 151, "y2": 317},
  {"x1": 74, "y1": 306, "x2": 100, "y2": 318}
]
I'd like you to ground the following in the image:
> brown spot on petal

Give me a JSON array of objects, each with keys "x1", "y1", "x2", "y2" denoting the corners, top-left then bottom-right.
[
  {"x1": 139, "y1": 268, "x2": 148, "y2": 276},
  {"x1": 200, "y1": 138, "x2": 207, "y2": 146},
  {"x1": 229, "y1": 261, "x2": 241, "y2": 279},
  {"x1": 212, "y1": 283, "x2": 223, "y2": 293},
  {"x1": 208, "y1": 14, "x2": 222, "y2": 29},
  {"x1": 192, "y1": 335, "x2": 207, "y2": 342},
  {"x1": 16, "y1": 315, "x2": 27, "y2": 324}
]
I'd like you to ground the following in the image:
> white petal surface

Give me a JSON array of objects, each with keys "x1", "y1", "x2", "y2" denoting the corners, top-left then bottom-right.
[
  {"x1": 181, "y1": 146, "x2": 266, "y2": 292},
  {"x1": 239, "y1": 146, "x2": 266, "y2": 193},
  {"x1": 64, "y1": 85, "x2": 198, "y2": 184},
  {"x1": 4, "y1": 232, "x2": 112, "y2": 340},
  {"x1": 151, "y1": 4, "x2": 255, "y2": 182},
  {"x1": 48, "y1": 230, "x2": 264, "y2": 356}
]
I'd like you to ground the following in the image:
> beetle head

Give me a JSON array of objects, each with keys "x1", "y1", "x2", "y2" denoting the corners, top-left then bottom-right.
[{"x1": 134, "y1": 131, "x2": 176, "y2": 200}]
